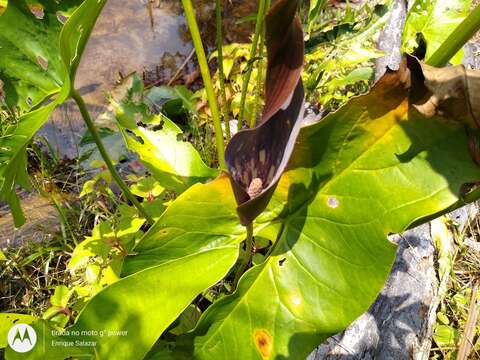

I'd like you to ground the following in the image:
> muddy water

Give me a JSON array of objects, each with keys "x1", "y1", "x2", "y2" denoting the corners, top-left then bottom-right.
[
  {"x1": 42, "y1": 1, "x2": 192, "y2": 158},
  {"x1": 76, "y1": 0, "x2": 192, "y2": 106},
  {"x1": 42, "y1": 0, "x2": 255, "y2": 159}
]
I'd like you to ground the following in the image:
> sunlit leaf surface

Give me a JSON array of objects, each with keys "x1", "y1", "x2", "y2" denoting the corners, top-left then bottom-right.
[
  {"x1": 403, "y1": 0, "x2": 471, "y2": 64},
  {"x1": 5, "y1": 248, "x2": 238, "y2": 360},
  {"x1": 0, "y1": 313, "x2": 36, "y2": 348},
  {"x1": 111, "y1": 75, "x2": 219, "y2": 193},
  {"x1": 0, "y1": 0, "x2": 78, "y2": 110},
  {"x1": 122, "y1": 174, "x2": 245, "y2": 275},
  {"x1": 172, "y1": 58, "x2": 480, "y2": 359}
]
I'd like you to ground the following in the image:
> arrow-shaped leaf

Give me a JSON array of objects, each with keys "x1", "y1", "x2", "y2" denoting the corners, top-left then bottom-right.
[
  {"x1": 5, "y1": 248, "x2": 238, "y2": 360},
  {"x1": 174, "y1": 58, "x2": 480, "y2": 359},
  {"x1": 122, "y1": 174, "x2": 244, "y2": 276}
]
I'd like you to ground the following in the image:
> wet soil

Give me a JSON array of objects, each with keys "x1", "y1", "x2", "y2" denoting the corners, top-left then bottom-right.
[{"x1": 0, "y1": 194, "x2": 59, "y2": 248}]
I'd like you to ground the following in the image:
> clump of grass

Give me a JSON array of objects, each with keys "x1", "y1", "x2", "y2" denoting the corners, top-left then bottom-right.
[
  {"x1": 0, "y1": 137, "x2": 120, "y2": 316},
  {"x1": 430, "y1": 215, "x2": 480, "y2": 359},
  {"x1": 0, "y1": 234, "x2": 71, "y2": 317}
]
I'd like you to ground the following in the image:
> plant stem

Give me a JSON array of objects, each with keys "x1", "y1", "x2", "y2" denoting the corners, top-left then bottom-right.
[
  {"x1": 71, "y1": 90, "x2": 154, "y2": 225},
  {"x1": 182, "y1": 0, "x2": 226, "y2": 169},
  {"x1": 215, "y1": 0, "x2": 231, "y2": 141},
  {"x1": 250, "y1": 41, "x2": 264, "y2": 128},
  {"x1": 427, "y1": 4, "x2": 480, "y2": 67},
  {"x1": 233, "y1": 222, "x2": 254, "y2": 289},
  {"x1": 249, "y1": 0, "x2": 270, "y2": 128},
  {"x1": 237, "y1": 0, "x2": 269, "y2": 131},
  {"x1": 52, "y1": 195, "x2": 77, "y2": 249}
]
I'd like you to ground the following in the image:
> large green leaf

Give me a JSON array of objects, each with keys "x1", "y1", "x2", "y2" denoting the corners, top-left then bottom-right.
[
  {"x1": 111, "y1": 75, "x2": 219, "y2": 193},
  {"x1": 5, "y1": 248, "x2": 238, "y2": 360},
  {"x1": 0, "y1": 0, "x2": 106, "y2": 227},
  {"x1": 402, "y1": 0, "x2": 471, "y2": 64},
  {"x1": 0, "y1": 0, "x2": 104, "y2": 108},
  {"x1": 169, "y1": 61, "x2": 480, "y2": 359},
  {"x1": 122, "y1": 174, "x2": 244, "y2": 275},
  {"x1": 5, "y1": 175, "x2": 243, "y2": 359}
]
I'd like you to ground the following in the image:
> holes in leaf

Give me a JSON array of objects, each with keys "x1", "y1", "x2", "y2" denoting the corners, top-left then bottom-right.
[
  {"x1": 56, "y1": 11, "x2": 68, "y2": 24},
  {"x1": 176, "y1": 133, "x2": 188, "y2": 142},
  {"x1": 327, "y1": 196, "x2": 339, "y2": 209},
  {"x1": 29, "y1": 4, "x2": 44, "y2": 19},
  {"x1": 126, "y1": 130, "x2": 144, "y2": 144},
  {"x1": 150, "y1": 120, "x2": 164, "y2": 132},
  {"x1": 26, "y1": 97, "x2": 33, "y2": 107},
  {"x1": 134, "y1": 113, "x2": 142, "y2": 125},
  {"x1": 278, "y1": 258, "x2": 286, "y2": 267},
  {"x1": 36, "y1": 55, "x2": 48, "y2": 71}
]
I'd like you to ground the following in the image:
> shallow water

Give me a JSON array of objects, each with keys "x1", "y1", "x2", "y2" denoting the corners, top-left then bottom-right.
[
  {"x1": 43, "y1": 0, "x2": 255, "y2": 158},
  {"x1": 0, "y1": 0, "x2": 256, "y2": 243},
  {"x1": 76, "y1": 0, "x2": 192, "y2": 106},
  {"x1": 44, "y1": 0, "x2": 193, "y2": 158}
]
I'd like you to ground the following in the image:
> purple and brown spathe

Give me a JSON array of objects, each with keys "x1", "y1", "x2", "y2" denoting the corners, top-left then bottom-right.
[{"x1": 225, "y1": 0, "x2": 305, "y2": 226}]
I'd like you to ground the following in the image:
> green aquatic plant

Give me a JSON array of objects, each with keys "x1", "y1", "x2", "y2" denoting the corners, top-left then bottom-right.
[{"x1": 1, "y1": 0, "x2": 480, "y2": 359}]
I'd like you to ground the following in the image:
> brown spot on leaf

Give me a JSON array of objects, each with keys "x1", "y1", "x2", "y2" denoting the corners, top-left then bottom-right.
[
  {"x1": 29, "y1": 4, "x2": 44, "y2": 19},
  {"x1": 56, "y1": 11, "x2": 68, "y2": 24},
  {"x1": 36, "y1": 56, "x2": 48, "y2": 71},
  {"x1": 147, "y1": 192, "x2": 155, "y2": 202},
  {"x1": 254, "y1": 329, "x2": 273, "y2": 359}
]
